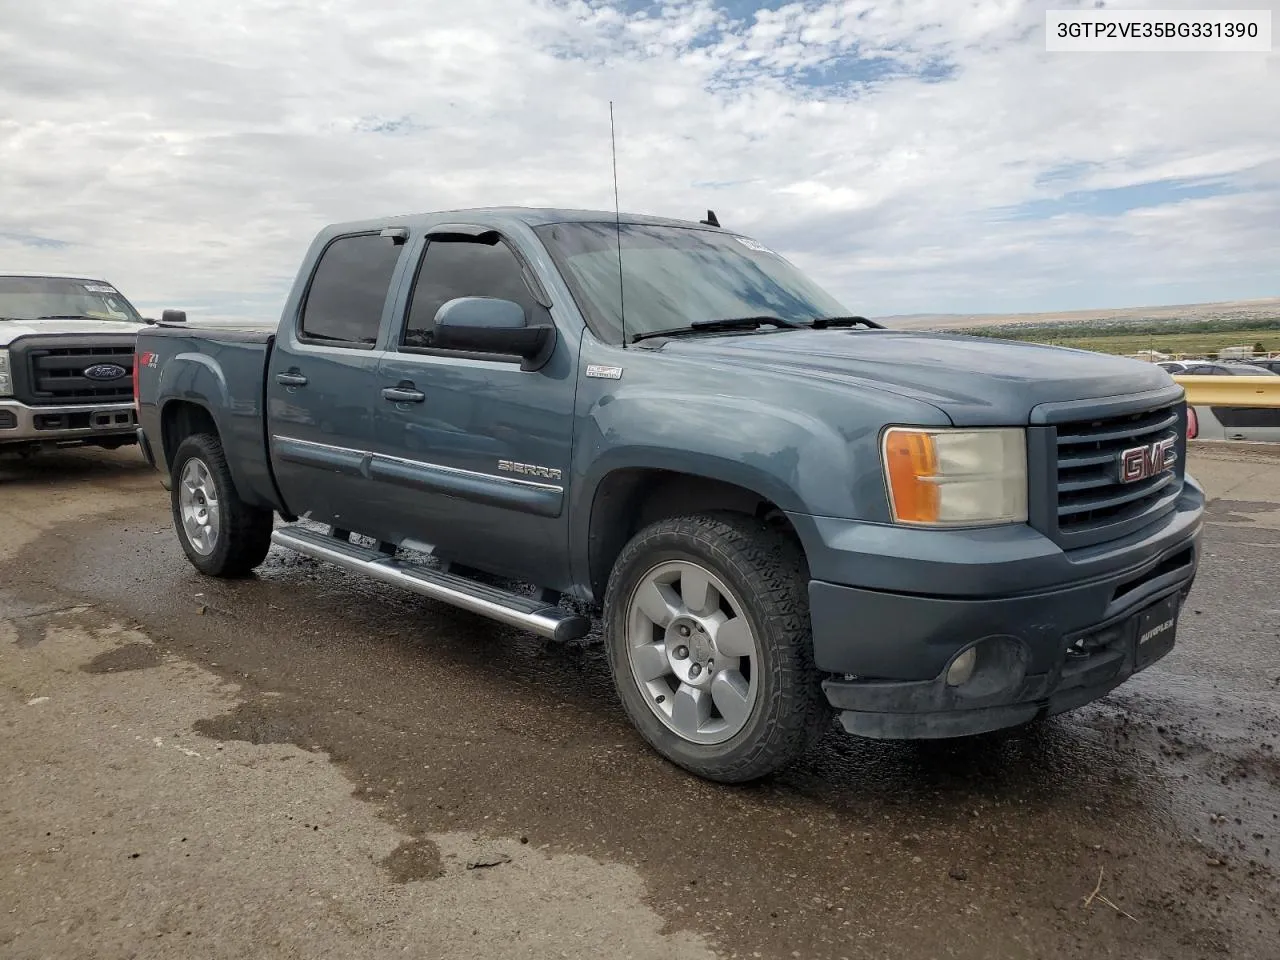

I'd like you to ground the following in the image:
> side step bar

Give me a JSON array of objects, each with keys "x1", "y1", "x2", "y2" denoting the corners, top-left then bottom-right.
[{"x1": 271, "y1": 525, "x2": 592, "y2": 643}]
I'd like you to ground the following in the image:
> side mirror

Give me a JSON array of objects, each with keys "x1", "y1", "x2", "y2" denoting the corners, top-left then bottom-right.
[
  {"x1": 161, "y1": 309, "x2": 187, "y2": 324},
  {"x1": 433, "y1": 297, "x2": 555, "y2": 369}
]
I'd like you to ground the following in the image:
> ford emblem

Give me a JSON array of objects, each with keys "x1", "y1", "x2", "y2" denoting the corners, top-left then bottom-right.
[{"x1": 83, "y1": 363, "x2": 127, "y2": 382}]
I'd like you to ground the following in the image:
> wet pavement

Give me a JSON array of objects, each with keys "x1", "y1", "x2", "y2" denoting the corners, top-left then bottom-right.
[{"x1": 2, "y1": 444, "x2": 1278, "y2": 959}]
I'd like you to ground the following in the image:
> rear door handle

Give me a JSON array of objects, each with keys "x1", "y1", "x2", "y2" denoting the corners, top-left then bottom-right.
[
  {"x1": 382, "y1": 386, "x2": 425, "y2": 403},
  {"x1": 275, "y1": 372, "x2": 308, "y2": 387}
]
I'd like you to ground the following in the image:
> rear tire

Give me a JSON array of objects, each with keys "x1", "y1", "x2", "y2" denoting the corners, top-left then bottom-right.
[
  {"x1": 170, "y1": 432, "x2": 273, "y2": 577},
  {"x1": 603, "y1": 511, "x2": 832, "y2": 783}
]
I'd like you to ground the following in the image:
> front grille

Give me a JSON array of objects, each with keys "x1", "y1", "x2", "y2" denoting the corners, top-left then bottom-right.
[
  {"x1": 23, "y1": 344, "x2": 134, "y2": 405},
  {"x1": 1053, "y1": 402, "x2": 1184, "y2": 542}
]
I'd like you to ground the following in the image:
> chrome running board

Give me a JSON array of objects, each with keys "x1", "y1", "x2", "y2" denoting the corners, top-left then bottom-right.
[{"x1": 271, "y1": 525, "x2": 591, "y2": 643}]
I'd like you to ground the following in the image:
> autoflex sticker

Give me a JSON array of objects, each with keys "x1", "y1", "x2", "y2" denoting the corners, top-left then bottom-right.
[{"x1": 733, "y1": 236, "x2": 774, "y2": 254}]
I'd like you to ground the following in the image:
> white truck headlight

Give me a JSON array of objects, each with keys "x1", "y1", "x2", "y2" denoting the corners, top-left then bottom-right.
[
  {"x1": 881, "y1": 427, "x2": 1027, "y2": 526},
  {"x1": 0, "y1": 349, "x2": 12, "y2": 397}
]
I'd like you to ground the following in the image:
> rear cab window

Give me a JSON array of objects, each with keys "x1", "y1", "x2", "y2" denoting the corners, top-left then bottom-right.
[{"x1": 299, "y1": 233, "x2": 404, "y2": 347}]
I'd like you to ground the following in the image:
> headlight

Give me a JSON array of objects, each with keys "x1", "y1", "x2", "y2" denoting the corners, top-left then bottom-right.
[
  {"x1": 0, "y1": 349, "x2": 11, "y2": 397},
  {"x1": 881, "y1": 427, "x2": 1027, "y2": 526}
]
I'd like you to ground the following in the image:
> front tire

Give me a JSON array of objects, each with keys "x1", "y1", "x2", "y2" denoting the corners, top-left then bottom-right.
[
  {"x1": 170, "y1": 432, "x2": 273, "y2": 577},
  {"x1": 603, "y1": 512, "x2": 832, "y2": 783}
]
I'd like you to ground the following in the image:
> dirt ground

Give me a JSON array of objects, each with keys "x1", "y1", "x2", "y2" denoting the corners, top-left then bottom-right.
[{"x1": 2, "y1": 443, "x2": 1278, "y2": 960}]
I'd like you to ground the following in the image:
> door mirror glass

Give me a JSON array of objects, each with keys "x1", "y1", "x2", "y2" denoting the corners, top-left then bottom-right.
[{"x1": 433, "y1": 297, "x2": 554, "y2": 363}]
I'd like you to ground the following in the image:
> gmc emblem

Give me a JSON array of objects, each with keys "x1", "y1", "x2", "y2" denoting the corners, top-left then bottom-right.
[{"x1": 1119, "y1": 437, "x2": 1177, "y2": 484}]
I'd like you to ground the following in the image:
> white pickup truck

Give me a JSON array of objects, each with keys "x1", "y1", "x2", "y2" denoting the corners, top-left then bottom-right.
[{"x1": 1, "y1": 274, "x2": 145, "y2": 454}]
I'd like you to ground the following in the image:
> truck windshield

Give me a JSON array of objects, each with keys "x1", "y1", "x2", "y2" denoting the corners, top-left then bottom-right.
[
  {"x1": 534, "y1": 221, "x2": 850, "y2": 344},
  {"x1": 0, "y1": 276, "x2": 143, "y2": 323}
]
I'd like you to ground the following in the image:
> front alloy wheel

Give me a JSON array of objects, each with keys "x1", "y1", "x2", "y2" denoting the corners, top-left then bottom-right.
[{"x1": 625, "y1": 560, "x2": 759, "y2": 745}]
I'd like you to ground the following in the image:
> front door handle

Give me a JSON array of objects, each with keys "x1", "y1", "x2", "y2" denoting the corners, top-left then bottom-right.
[
  {"x1": 381, "y1": 385, "x2": 425, "y2": 403},
  {"x1": 275, "y1": 372, "x2": 308, "y2": 387}
]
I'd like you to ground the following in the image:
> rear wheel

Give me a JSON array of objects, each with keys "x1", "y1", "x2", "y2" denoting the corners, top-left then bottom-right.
[
  {"x1": 603, "y1": 512, "x2": 831, "y2": 782},
  {"x1": 170, "y1": 432, "x2": 273, "y2": 577}
]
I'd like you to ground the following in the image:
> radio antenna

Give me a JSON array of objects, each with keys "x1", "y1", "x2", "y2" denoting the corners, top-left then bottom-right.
[{"x1": 609, "y1": 100, "x2": 627, "y2": 348}]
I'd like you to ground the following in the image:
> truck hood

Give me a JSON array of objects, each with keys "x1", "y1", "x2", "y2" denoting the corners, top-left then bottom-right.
[
  {"x1": 0, "y1": 317, "x2": 144, "y2": 347},
  {"x1": 656, "y1": 329, "x2": 1177, "y2": 426}
]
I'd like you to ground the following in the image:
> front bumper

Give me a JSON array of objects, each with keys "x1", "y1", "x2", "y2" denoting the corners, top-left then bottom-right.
[
  {"x1": 0, "y1": 399, "x2": 137, "y2": 444},
  {"x1": 791, "y1": 480, "x2": 1203, "y2": 739}
]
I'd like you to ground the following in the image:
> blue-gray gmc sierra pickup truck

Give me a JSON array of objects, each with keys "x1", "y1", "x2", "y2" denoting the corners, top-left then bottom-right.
[{"x1": 135, "y1": 207, "x2": 1203, "y2": 782}]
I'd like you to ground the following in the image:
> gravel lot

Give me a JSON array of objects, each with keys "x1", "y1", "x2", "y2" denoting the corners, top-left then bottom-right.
[{"x1": 2, "y1": 443, "x2": 1277, "y2": 959}]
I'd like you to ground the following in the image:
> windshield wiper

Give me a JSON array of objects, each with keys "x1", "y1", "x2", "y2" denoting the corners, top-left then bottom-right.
[
  {"x1": 630, "y1": 315, "x2": 803, "y2": 344},
  {"x1": 809, "y1": 315, "x2": 883, "y2": 329}
]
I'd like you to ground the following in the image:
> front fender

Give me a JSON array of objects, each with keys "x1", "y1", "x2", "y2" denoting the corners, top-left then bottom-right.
[
  {"x1": 563, "y1": 335, "x2": 956, "y2": 600},
  {"x1": 575, "y1": 390, "x2": 851, "y2": 509},
  {"x1": 568, "y1": 387, "x2": 879, "y2": 596}
]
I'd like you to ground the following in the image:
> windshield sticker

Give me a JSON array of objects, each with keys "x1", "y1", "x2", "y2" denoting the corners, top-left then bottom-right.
[
  {"x1": 83, "y1": 283, "x2": 118, "y2": 294},
  {"x1": 733, "y1": 236, "x2": 774, "y2": 255}
]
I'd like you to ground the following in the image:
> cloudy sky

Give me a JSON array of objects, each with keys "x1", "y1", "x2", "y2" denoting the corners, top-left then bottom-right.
[{"x1": 1, "y1": 0, "x2": 1278, "y2": 321}]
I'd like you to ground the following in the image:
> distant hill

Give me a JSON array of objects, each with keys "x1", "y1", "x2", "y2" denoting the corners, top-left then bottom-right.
[
  {"x1": 167, "y1": 297, "x2": 1280, "y2": 336},
  {"x1": 879, "y1": 297, "x2": 1280, "y2": 331}
]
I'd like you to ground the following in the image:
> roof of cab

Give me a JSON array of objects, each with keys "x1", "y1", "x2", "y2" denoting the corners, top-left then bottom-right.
[{"x1": 317, "y1": 205, "x2": 723, "y2": 238}]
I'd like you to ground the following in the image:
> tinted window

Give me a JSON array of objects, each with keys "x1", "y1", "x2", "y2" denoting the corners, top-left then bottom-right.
[
  {"x1": 300, "y1": 234, "x2": 402, "y2": 345},
  {"x1": 401, "y1": 238, "x2": 536, "y2": 349},
  {"x1": 1223, "y1": 363, "x2": 1280, "y2": 376}
]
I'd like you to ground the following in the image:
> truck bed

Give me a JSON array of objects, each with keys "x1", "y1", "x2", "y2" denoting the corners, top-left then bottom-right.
[
  {"x1": 135, "y1": 324, "x2": 283, "y2": 512},
  {"x1": 145, "y1": 322, "x2": 274, "y2": 343}
]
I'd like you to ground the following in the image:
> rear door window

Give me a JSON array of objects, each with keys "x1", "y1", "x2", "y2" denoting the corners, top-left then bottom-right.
[{"x1": 300, "y1": 233, "x2": 403, "y2": 346}]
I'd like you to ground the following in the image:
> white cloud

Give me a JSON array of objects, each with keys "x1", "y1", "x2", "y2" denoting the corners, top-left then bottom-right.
[{"x1": 0, "y1": 0, "x2": 1277, "y2": 319}]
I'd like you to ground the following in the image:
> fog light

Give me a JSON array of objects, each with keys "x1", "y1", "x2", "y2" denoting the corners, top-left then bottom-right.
[{"x1": 946, "y1": 647, "x2": 978, "y2": 687}]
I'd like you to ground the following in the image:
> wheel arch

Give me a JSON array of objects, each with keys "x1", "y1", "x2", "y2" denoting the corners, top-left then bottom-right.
[
  {"x1": 581, "y1": 464, "x2": 805, "y2": 604},
  {"x1": 160, "y1": 399, "x2": 220, "y2": 473}
]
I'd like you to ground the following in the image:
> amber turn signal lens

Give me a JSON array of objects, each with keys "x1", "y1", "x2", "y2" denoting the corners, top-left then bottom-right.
[{"x1": 883, "y1": 429, "x2": 941, "y2": 524}]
